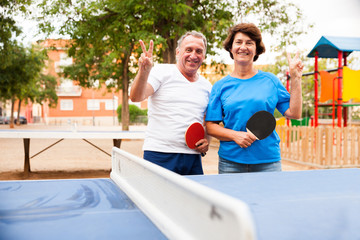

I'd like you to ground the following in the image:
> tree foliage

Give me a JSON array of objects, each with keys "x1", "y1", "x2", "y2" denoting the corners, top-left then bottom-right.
[
  {"x1": 0, "y1": 44, "x2": 58, "y2": 127},
  {"x1": 1, "y1": 0, "x2": 58, "y2": 127},
  {"x1": 234, "y1": 0, "x2": 310, "y2": 49},
  {"x1": 117, "y1": 104, "x2": 147, "y2": 124},
  {"x1": 0, "y1": 0, "x2": 30, "y2": 67}
]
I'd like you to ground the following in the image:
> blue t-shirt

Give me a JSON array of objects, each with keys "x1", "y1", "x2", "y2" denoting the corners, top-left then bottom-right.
[{"x1": 205, "y1": 71, "x2": 290, "y2": 164}]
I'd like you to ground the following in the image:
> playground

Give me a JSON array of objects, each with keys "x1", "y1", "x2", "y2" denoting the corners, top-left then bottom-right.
[{"x1": 278, "y1": 36, "x2": 360, "y2": 168}]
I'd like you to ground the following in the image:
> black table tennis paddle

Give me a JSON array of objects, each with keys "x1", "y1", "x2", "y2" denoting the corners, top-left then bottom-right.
[{"x1": 246, "y1": 110, "x2": 276, "y2": 140}]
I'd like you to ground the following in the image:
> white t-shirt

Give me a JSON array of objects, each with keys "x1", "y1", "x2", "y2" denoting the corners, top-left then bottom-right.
[{"x1": 143, "y1": 64, "x2": 212, "y2": 154}]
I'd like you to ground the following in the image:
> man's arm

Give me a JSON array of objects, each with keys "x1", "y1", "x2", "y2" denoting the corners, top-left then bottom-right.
[
  {"x1": 129, "y1": 40, "x2": 155, "y2": 102},
  {"x1": 130, "y1": 71, "x2": 154, "y2": 102}
]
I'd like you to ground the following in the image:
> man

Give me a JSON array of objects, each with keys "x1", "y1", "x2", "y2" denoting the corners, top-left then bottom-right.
[{"x1": 130, "y1": 31, "x2": 212, "y2": 175}]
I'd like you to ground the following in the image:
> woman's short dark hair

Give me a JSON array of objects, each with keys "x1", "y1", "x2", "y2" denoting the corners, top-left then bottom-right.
[{"x1": 223, "y1": 23, "x2": 265, "y2": 62}]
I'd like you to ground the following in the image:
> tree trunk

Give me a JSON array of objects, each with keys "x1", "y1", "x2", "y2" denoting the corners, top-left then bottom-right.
[
  {"x1": 16, "y1": 99, "x2": 22, "y2": 126},
  {"x1": 161, "y1": 0, "x2": 192, "y2": 63},
  {"x1": 163, "y1": 38, "x2": 178, "y2": 63},
  {"x1": 9, "y1": 98, "x2": 15, "y2": 128},
  {"x1": 121, "y1": 53, "x2": 131, "y2": 131}
]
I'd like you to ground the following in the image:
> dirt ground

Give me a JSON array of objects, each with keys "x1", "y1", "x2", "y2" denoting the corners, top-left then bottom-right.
[{"x1": 0, "y1": 124, "x2": 312, "y2": 180}]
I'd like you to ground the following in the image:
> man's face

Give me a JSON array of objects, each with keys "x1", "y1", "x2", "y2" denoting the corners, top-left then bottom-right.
[{"x1": 176, "y1": 35, "x2": 206, "y2": 75}]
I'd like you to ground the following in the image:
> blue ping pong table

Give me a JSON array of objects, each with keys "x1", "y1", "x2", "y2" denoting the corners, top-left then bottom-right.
[{"x1": 1, "y1": 168, "x2": 360, "y2": 240}]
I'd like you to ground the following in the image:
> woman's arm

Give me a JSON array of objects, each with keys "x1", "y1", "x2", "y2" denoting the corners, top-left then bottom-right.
[{"x1": 206, "y1": 121, "x2": 256, "y2": 148}]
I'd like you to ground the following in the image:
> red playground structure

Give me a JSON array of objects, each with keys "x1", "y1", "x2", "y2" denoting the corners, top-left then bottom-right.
[{"x1": 306, "y1": 36, "x2": 360, "y2": 127}]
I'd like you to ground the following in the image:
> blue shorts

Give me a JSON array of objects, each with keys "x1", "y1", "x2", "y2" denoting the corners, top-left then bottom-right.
[{"x1": 143, "y1": 151, "x2": 203, "y2": 175}]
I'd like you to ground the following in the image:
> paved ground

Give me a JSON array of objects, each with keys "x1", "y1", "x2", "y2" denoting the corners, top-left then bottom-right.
[{"x1": 0, "y1": 124, "x2": 313, "y2": 180}]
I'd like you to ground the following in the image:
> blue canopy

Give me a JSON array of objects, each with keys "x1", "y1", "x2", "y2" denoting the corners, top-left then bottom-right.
[{"x1": 307, "y1": 36, "x2": 360, "y2": 58}]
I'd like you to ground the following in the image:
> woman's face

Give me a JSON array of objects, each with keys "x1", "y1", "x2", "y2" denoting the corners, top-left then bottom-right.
[{"x1": 231, "y1": 32, "x2": 256, "y2": 64}]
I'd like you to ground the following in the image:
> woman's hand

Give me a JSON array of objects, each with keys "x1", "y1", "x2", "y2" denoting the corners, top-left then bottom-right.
[
  {"x1": 233, "y1": 131, "x2": 257, "y2": 148},
  {"x1": 287, "y1": 51, "x2": 304, "y2": 80},
  {"x1": 284, "y1": 51, "x2": 303, "y2": 119}
]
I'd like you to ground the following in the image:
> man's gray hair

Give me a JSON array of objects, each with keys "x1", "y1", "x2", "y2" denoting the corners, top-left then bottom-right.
[{"x1": 176, "y1": 31, "x2": 207, "y2": 53}]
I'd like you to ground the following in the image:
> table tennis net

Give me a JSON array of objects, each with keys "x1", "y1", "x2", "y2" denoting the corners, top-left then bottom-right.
[{"x1": 110, "y1": 147, "x2": 256, "y2": 240}]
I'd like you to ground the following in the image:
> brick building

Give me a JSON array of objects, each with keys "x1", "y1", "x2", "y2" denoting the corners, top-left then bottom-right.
[{"x1": 23, "y1": 39, "x2": 125, "y2": 126}]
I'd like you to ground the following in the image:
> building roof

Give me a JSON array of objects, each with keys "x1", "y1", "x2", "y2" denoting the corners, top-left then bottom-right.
[{"x1": 307, "y1": 36, "x2": 360, "y2": 58}]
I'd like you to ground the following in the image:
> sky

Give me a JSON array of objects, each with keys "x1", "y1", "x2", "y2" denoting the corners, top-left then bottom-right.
[
  {"x1": 219, "y1": 0, "x2": 360, "y2": 64},
  {"x1": 293, "y1": 0, "x2": 360, "y2": 48},
  {"x1": 16, "y1": 0, "x2": 360, "y2": 65}
]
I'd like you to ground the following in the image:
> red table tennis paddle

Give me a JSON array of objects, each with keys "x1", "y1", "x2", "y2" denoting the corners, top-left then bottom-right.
[
  {"x1": 185, "y1": 122, "x2": 206, "y2": 156},
  {"x1": 246, "y1": 110, "x2": 276, "y2": 140}
]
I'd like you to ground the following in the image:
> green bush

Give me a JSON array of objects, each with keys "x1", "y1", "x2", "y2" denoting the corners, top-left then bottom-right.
[{"x1": 117, "y1": 104, "x2": 148, "y2": 124}]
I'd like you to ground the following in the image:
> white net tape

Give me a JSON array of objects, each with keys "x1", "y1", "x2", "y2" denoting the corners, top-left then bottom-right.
[{"x1": 110, "y1": 147, "x2": 256, "y2": 240}]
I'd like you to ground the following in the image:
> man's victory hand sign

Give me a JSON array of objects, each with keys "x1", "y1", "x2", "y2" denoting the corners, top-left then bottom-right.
[{"x1": 139, "y1": 40, "x2": 154, "y2": 72}]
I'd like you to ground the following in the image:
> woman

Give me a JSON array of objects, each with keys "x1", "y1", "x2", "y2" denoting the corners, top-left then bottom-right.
[{"x1": 205, "y1": 23, "x2": 303, "y2": 173}]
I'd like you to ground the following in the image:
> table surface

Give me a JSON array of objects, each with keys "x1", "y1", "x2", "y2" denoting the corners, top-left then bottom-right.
[
  {"x1": 0, "y1": 129, "x2": 145, "y2": 139},
  {"x1": 1, "y1": 168, "x2": 360, "y2": 240}
]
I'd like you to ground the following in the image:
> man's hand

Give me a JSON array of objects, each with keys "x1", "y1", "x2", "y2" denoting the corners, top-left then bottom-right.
[
  {"x1": 195, "y1": 138, "x2": 209, "y2": 155},
  {"x1": 139, "y1": 40, "x2": 154, "y2": 72}
]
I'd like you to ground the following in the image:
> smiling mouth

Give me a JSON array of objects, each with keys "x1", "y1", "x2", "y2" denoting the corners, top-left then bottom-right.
[{"x1": 187, "y1": 60, "x2": 199, "y2": 64}]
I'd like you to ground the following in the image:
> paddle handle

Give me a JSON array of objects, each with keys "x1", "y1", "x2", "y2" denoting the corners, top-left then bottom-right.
[
  {"x1": 196, "y1": 142, "x2": 206, "y2": 157},
  {"x1": 246, "y1": 128, "x2": 259, "y2": 141}
]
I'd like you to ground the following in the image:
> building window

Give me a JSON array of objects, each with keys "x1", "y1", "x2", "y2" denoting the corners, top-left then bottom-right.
[
  {"x1": 60, "y1": 100, "x2": 73, "y2": 111},
  {"x1": 105, "y1": 97, "x2": 118, "y2": 110},
  {"x1": 87, "y1": 99, "x2": 100, "y2": 110},
  {"x1": 55, "y1": 53, "x2": 73, "y2": 73}
]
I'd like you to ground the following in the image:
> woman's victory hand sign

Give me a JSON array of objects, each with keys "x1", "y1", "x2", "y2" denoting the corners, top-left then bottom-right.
[
  {"x1": 139, "y1": 40, "x2": 154, "y2": 72},
  {"x1": 287, "y1": 51, "x2": 304, "y2": 80}
]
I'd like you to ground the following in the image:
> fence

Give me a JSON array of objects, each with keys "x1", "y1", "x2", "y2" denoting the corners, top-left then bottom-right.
[{"x1": 277, "y1": 126, "x2": 360, "y2": 168}]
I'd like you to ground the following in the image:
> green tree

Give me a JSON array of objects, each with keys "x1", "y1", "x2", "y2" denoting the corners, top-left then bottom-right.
[
  {"x1": 35, "y1": 0, "x2": 309, "y2": 130},
  {"x1": 234, "y1": 0, "x2": 310, "y2": 49},
  {"x1": 1, "y1": 0, "x2": 58, "y2": 127},
  {"x1": 0, "y1": 0, "x2": 31, "y2": 66},
  {"x1": 0, "y1": 44, "x2": 58, "y2": 127},
  {"x1": 117, "y1": 104, "x2": 147, "y2": 124}
]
